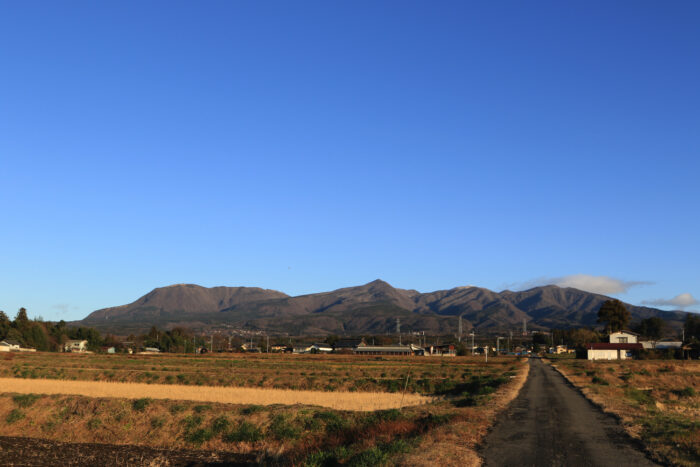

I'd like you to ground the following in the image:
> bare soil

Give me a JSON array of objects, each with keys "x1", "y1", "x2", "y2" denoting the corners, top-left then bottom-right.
[{"x1": 0, "y1": 436, "x2": 256, "y2": 466}]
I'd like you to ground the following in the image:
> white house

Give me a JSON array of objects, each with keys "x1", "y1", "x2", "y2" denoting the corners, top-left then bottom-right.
[
  {"x1": 0, "y1": 340, "x2": 21, "y2": 352},
  {"x1": 608, "y1": 330, "x2": 638, "y2": 344},
  {"x1": 64, "y1": 340, "x2": 88, "y2": 352},
  {"x1": 587, "y1": 343, "x2": 643, "y2": 360}
]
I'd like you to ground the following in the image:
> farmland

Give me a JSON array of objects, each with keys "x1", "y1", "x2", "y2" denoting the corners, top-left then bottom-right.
[
  {"x1": 550, "y1": 359, "x2": 700, "y2": 467},
  {"x1": 0, "y1": 352, "x2": 528, "y2": 465}
]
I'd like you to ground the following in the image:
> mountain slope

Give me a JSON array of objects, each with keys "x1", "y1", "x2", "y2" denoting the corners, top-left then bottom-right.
[{"x1": 77, "y1": 281, "x2": 689, "y2": 335}]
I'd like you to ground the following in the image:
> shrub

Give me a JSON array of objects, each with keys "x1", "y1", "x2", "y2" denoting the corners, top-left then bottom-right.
[
  {"x1": 314, "y1": 411, "x2": 349, "y2": 433},
  {"x1": 182, "y1": 415, "x2": 203, "y2": 430},
  {"x1": 347, "y1": 447, "x2": 387, "y2": 467},
  {"x1": 169, "y1": 404, "x2": 186, "y2": 414},
  {"x1": 211, "y1": 416, "x2": 230, "y2": 434},
  {"x1": 671, "y1": 387, "x2": 696, "y2": 398},
  {"x1": 268, "y1": 414, "x2": 300, "y2": 440},
  {"x1": 626, "y1": 388, "x2": 654, "y2": 406},
  {"x1": 193, "y1": 404, "x2": 211, "y2": 414},
  {"x1": 132, "y1": 398, "x2": 151, "y2": 412},
  {"x1": 224, "y1": 421, "x2": 263, "y2": 442},
  {"x1": 12, "y1": 394, "x2": 40, "y2": 408},
  {"x1": 6, "y1": 409, "x2": 24, "y2": 424},
  {"x1": 185, "y1": 428, "x2": 213, "y2": 445},
  {"x1": 591, "y1": 376, "x2": 609, "y2": 385}
]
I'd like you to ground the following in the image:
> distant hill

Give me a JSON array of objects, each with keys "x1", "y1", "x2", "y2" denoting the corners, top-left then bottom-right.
[{"x1": 78, "y1": 280, "x2": 689, "y2": 335}]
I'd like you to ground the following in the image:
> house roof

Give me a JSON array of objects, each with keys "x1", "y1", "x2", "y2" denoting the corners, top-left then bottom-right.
[
  {"x1": 610, "y1": 330, "x2": 639, "y2": 336},
  {"x1": 587, "y1": 343, "x2": 643, "y2": 350},
  {"x1": 1, "y1": 339, "x2": 21, "y2": 346}
]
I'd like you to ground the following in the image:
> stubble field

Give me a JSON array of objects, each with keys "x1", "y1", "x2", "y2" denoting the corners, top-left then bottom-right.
[{"x1": 0, "y1": 352, "x2": 528, "y2": 466}]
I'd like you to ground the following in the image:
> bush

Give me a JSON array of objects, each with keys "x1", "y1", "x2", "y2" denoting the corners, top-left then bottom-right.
[
  {"x1": 185, "y1": 428, "x2": 214, "y2": 445},
  {"x1": 347, "y1": 447, "x2": 387, "y2": 467},
  {"x1": 591, "y1": 376, "x2": 609, "y2": 385},
  {"x1": 268, "y1": 414, "x2": 300, "y2": 440},
  {"x1": 314, "y1": 411, "x2": 349, "y2": 433},
  {"x1": 671, "y1": 387, "x2": 696, "y2": 398},
  {"x1": 211, "y1": 416, "x2": 230, "y2": 434},
  {"x1": 132, "y1": 398, "x2": 151, "y2": 412},
  {"x1": 193, "y1": 404, "x2": 211, "y2": 413},
  {"x1": 12, "y1": 394, "x2": 40, "y2": 408},
  {"x1": 6, "y1": 409, "x2": 24, "y2": 424},
  {"x1": 224, "y1": 421, "x2": 263, "y2": 442}
]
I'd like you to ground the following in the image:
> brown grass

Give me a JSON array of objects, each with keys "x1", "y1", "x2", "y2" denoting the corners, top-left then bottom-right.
[
  {"x1": 0, "y1": 377, "x2": 429, "y2": 411},
  {"x1": 396, "y1": 358, "x2": 530, "y2": 467}
]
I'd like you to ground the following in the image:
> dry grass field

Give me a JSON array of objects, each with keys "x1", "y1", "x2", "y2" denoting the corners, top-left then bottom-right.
[
  {"x1": 0, "y1": 377, "x2": 429, "y2": 411},
  {"x1": 0, "y1": 352, "x2": 528, "y2": 466},
  {"x1": 550, "y1": 359, "x2": 700, "y2": 467}
]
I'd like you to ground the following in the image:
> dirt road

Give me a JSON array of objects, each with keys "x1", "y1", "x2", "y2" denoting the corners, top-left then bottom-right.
[{"x1": 481, "y1": 358, "x2": 658, "y2": 467}]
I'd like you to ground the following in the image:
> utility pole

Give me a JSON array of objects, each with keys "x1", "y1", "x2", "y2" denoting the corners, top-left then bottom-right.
[
  {"x1": 266, "y1": 335, "x2": 270, "y2": 353},
  {"x1": 396, "y1": 318, "x2": 401, "y2": 345},
  {"x1": 509, "y1": 330, "x2": 512, "y2": 353},
  {"x1": 458, "y1": 315, "x2": 462, "y2": 343},
  {"x1": 485, "y1": 346, "x2": 488, "y2": 363},
  {"x1": 470, "y1": 332, "x2": 475, "y2": 356},
  {"x1": 210, "y1": 335, "x2": 213, "y2": 353},
  {"x1": 497, "y1": 337, "x2": 503, "y2": 354}
]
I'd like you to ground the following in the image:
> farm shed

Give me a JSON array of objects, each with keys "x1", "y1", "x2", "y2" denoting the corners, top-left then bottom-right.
[
  {"x1": 587, "y1": 343, "x2": 643, "y2": 360},
  {"x1": 64, "y1": 340, "x2": 88, "y2": 353},
  {"x1": 353, "y1": 345, "x2": 415, "y2": 356}
]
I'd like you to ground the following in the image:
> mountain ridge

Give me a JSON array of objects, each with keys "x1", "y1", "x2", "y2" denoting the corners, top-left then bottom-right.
[{"x1": 78, "y1": 280, "x2": 689, "y2": 335}]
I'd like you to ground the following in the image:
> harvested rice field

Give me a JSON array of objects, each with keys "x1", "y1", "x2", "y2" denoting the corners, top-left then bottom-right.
[{"x1": 0, "y1": 352, "x2": 529, "y2": 466}]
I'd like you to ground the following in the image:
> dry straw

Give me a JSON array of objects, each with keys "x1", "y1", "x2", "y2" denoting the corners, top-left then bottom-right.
[{"x1": 0, "y1": 377, "x2": 431, "y2": 411}]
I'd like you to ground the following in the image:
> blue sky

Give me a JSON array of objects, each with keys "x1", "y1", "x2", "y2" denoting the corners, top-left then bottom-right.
[{"x1": 1, "y1": 1, "x2": 698, "y2": 321}]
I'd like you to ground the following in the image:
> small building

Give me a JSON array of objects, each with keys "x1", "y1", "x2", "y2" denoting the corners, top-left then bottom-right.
[
  {"x1": 427, "y1": 344, "x2": 456, "y2": 356},
  {"x1": 0, "y1": 340, "x2": 21, "y2": 352},
  {"x1": 292, "y1": 345, "x2": 311, "y2": 354},
  {"x1": 64, "y1": 340, "x2": 88, "y2": 353},
  {"x1": 353, "y1": 345, "x2": 414, "y2": 356},
  {"x1": 138, "y1": 347, "x2": 161, "y2": 354},
  {"x1": 554, "y1": 345, "x2": 575, "y2": 354},
  {"x1": 240, "y1": 343, "x2": 260, "y2": 353},
  {"x1": 609, "y1": 330, "x2": 639, "y2": 344},
  {"x1": 309, "y1": 343, "x2": 333, "y2": 353},
  {"x1": 587, "y1": 343, "x2": 643, "y2": 360},
  {"x1": 270, "y1": 345, "x2": 289, "y2": 352}
]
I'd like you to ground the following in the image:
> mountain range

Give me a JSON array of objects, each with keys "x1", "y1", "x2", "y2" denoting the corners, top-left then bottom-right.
[{"x1": 78, "y1": 280, "x2": 688, "y2": 336}]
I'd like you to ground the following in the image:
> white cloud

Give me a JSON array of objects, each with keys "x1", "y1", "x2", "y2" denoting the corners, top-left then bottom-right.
[
  {"x1": 510, "y1": 274, "x2": 652, "y2": 295},
  {"x1": 642, "y1": 293, "x2": 699, "y2": 309}
]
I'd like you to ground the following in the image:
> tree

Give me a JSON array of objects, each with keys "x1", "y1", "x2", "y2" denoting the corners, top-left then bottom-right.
[
  {"x1": 14, "y1": 307, "x2": 29, "y2": 330},
  {"x1": 635, "y1": 317, "x2": 665, "y2": 340},
  {"x1": 597, "y1": 299, "x2": 630, "y2": 333},
  {"x1": 684, "y1": 314, "x2": 700, "y2": 343}
]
